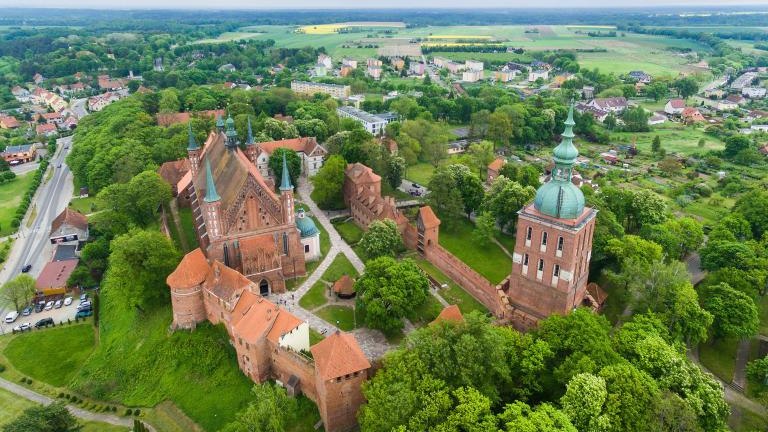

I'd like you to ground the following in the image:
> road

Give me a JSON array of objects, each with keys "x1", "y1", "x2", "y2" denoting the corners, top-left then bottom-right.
[
  {"x1": 398, "y1": 179, "x2": 429, "y2": 197},
  {"x1": 70, "y1": 98, "x2": 88, "y2": 119},
  {"x1": 0, "y1": 136, "x2": 74, "y2": 323},
  {"x1": 10, "y1": 161, "x2": 39, "y2": 176}
]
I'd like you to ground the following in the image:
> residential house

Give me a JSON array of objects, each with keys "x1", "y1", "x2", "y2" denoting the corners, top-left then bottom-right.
[
  {"x1": 36, "y1": 123, "x2": 57, "y2": 137},
  {"x1": 98, "y1": 75, "x2": 126, "y2": 91},
  {"x1": 88, "y1": 92, "x2": 124, "y2": 112},
  {"x1": 628, "y1": 70, "x2": 652, "y2": 83},
  {"x1": 317, "y1": 54, "x2": 333, "y2": 69},
  {"x1": 11, "y1": 86, "x2": 30, "y2": 102},
  {"x1": 494, "y1": 70, "x2": 517, "y2": 83},
  {"x1": 340, "y1": 65, "x2": 354, "y2": 77},
  {"x1": 1, "y1": 143, "x2": 38, "y2": 164},
  {"x1": 704, "y1": 88, "x2": 726, "y2": 99},
  {"x1": 33, "y1": 73, "x2": 45, "y2": 85},
  {"x1": 367, "y1": 66, "x2": 382, "y2": 80},
  {"x1": 465, "y1": 60, "x2": 484, "y2": 72},
  {"x1": 50, "y1": 208, "x2": 89, "y2": 245},
  {"x1": 528, "y1": 69, "x2": 549, "y2": 82},
  {"x1": 0, "y1": 116, "x2": 20, "y2": 129},
  {"x1": 588, "y1": 97, "x2": 628, "y2": 113},
  {"x1": 36, "y1": 259, "x2": 78, "y2": 296},
  {"x1": 581, "y1": 86, "x2": 595, "y2": 100},
  {"x1": 717, "y1": 99, "x2": 739, "y2": 111},
  {"x1": 682, "y1": 107, "x2": 706, "y2": 123},
  {"x1": 664, "y1": 99, "x2": 686, "y2": 115},
  {"x1": 726, "y1": 94, "x2": 747, "y2": 106},
  {"x1": 648, "y1": 112, "x2": 667, "y2": 125},
  {"x1": 445, "y1": 61, "x2": 466, "y2": 74},
  {"x1": 38, "y1": 112, "x2": 63, "y2": 126},
  {"x1": 575, "y1": 102, "x2": 610, "y2": 122},
  {"x1": 391, "y1": 58, "x2": 405, "y2": 71},
  {"x1": 487, "y1": 157, "x2": 506, "y2": 184},
  {"x1": 742, "y1": 87, "x2": 767, "y2": 99},
  {"x1": 731, "y1": 72, "x2": 758, "y2": 90},
  {"x1": 409, "y1": 62, "x2": 425, "y2": 76},
  {"x1": 366, "y1": 58, "x2": 382, "y2": 68},
  {"x1": 342, "y1": 58, "x2": 358, "y2": 69}
]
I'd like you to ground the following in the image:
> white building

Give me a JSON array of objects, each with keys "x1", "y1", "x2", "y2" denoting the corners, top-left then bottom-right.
[
  {"x1": 462, "y1": 70, "x2": 483, "y2": 82},
  {"x1": 337, "y1": 106, "x2": 396, "y2": 136},
  {"x1": 255, "y1": 137, "x2": 328, "y2": 177},
  {"x1": 296, "y1": 210, "x2": 321, "y2": 262},
  {"x1": 528, "y1": 69, "x2": 549, "y2": 82},
  {"x1": 317, "y1": 54, "x2": 333, "y2": 69},
  {"x1": 465, "y1": 60, "x2": 484, "y2": 72},
  {"x1": 731, "y1": 72, "x2": 758, "y2": 90},
  {"x1": 342, "y1": 58, "x2": 358, "y2": 69},
  {"x1": 664, "y1": 99, "x2": 686, "y2": 115},
  {"x1": 291, "y1": 81, "x2": 351, "y2": 99}
]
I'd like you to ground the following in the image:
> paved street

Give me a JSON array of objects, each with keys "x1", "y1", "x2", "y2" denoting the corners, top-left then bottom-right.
[
  {"x1": 10, "y1": 161, "x2": 40, "y2": 176},
  {"x1": 0, "y1": 136, "x2": 74, "y2": 320},
  {"x1": 70, "y1": 98, "x2": 88, "y2": 119},
  {"x1": 398, "y1": 179, "x2": 429, "y2": 196}
]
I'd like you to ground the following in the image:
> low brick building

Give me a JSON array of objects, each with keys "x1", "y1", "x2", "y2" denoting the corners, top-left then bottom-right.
[{"x1": 343, "y1": 163, "x2": 407, "y2": 231}]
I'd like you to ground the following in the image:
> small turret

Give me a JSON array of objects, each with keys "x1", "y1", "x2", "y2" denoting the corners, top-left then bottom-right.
[
  {"x1": 202, "y1": 159, "x2": 223, "y2": 239},
  {"x1": 225, "y1": 114, "x2": 238, "y2": 149},
  {"x1": 187, "y1": 122, "x2": 201, "y2": 175},
  {"x1": 215, "y1": 114, "x2": 225, "y2": 132},
  {"x1": 279, "y1": 153, "x2": 294, "y2": 224},
  {"x1": 204, "y1": 159, "x2": 220, "y2": 203}
]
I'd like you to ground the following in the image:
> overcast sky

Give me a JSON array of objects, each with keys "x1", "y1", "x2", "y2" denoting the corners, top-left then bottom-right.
[{"x1": 2, "y1": 0, "x2": 768, "y2": 9}]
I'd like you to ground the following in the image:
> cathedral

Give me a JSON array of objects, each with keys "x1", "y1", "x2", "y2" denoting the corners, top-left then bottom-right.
[{"x1": 176, "y1": 115, "x2": 310, "y2": 295}]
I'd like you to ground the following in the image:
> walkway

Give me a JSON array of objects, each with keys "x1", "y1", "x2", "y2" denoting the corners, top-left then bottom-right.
[
  {"x1": 272, "y1": 180, "x2": 393, "y2": 359},
  {"x1": 0, "y1": 376, "x2": 137, "y2": 429}
]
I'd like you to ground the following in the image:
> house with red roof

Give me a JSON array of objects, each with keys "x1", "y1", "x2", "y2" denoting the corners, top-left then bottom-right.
[
  {"x1": 487, "y1": 157, "x2": 506, "y2": 184},
  {"x1": 664, "y1": 98, "x2": 686, "y2": 115},
  {"x1": 36, "y1": 123, "x2": 57, "y2": 137},
  {"x1": 253, "y1": 137, "x2": 328, "y2": 177}
]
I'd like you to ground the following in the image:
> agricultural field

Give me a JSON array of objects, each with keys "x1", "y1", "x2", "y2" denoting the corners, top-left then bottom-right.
[{"x1": 296, "y1": 21, "x2": 405, "y2": 34}]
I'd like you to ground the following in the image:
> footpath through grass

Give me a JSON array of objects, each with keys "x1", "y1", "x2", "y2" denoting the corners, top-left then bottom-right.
[
  {"x1": 5, "y1": 324, "x2": 95, "y2": 387},
  {"x1": 0, "y1": 387, "x2": 128, "y2": 432},
  {"x1": 300, "y1": 253, "x2": 359, "y2": 310},
  {"x1": 438, "y1": 218, "x2": 513, "y2": 284}
]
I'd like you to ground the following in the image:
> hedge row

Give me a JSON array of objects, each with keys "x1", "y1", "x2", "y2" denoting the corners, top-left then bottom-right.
[{"x1": 11, "y1": 158, "x2": 50, "y2": 228}]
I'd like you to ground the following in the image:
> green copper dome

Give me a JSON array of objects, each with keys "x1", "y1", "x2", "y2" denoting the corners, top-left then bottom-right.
[
  {"x1": 533, "y1": 102, "x2": 585, "y2": 220},
  {"x1": 296, "y1": 210, "x2": 319, "y2": 238},
  {"x1": 534, "y1": 181, "x2": 585, "y2": 220}
]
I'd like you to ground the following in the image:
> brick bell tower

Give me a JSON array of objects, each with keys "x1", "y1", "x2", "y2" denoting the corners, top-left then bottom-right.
[{"x1": 505, "y1": 103, "x2": 597, "y2": 329}]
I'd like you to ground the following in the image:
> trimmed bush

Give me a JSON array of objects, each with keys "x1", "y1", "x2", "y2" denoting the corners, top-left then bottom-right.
[
  {"x1": 133, "y1": 408, "x2": 141, "y2": 416},
  {"x1": 125, "y1": 409, "x2": 133, "y2": 416}
]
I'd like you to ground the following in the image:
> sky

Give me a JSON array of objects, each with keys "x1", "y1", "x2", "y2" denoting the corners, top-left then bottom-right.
[{"x1": 2, "y1": 0, "x2": 768, "y2": 9}]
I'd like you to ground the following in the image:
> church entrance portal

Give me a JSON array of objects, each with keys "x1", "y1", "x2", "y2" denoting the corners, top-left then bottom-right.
[{"x1": 259, "y1": 279, "x2": 269, "y2": 296}]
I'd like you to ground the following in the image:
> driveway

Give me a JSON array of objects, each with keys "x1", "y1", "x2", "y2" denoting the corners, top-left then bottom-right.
[
  {"x1": 398, "y1": 179, "x2": 429, "y2": 197},
  {"x1": 1, "y1": 298, "x2": 83, "y2": 335}
]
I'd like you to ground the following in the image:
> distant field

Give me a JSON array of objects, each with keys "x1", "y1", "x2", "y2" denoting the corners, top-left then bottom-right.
[
  {"x1": 297, "y1": 21, "x2": 405, "y2": 35},
  {"x1": 194, "y1": 31, "x2": 265, "y2": 44},
  {"x1": 216, "y1": 24, "x2": 711, "y2": 74}
]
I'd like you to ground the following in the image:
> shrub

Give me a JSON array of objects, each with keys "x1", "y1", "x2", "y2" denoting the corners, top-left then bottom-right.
[
  {"x1": 125, "y1": 409, "x2": 133, "y2": 416},
  {"x1": 58, "y1": 392, "x2": 64, "y2": 398},
  {"x1": 134, "y1": 408, "x2": 141, "y2": 416},
  {"x1": 0, "y1": 364, "x2": 6, "y2": 372}
]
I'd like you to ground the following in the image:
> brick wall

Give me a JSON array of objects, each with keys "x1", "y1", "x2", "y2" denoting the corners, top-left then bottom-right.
[
  {"x1": 271, "y1": 346, "x2": 318, "y2": 402},
  {"x1": 316, "y1": 371, "x2": 369, "y2": 432},
  {"x1": 424, "y1": 244, "x2": 503, "y2": 316}
]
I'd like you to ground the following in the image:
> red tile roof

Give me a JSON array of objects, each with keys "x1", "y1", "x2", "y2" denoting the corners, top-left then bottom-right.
[
  {"x1": 258, "y1": 137, "x2": 324, "y2": 157},
  {"x1": 418, "y1": 206, "x2": 440, "y2": 229},
  {"x1": 488, "y1": 157, "x2": 505, "y2": 172},
  {"x1": 50, "y1": 208, "x2": 88, "y2": 235},
  {"x1": 36, "y1": 123, "x2": 56, "y2": 134},
  {"x1": 36, "y1": 259, "x2": 78, "y2": 291},
  {"x1": 345, "y1": 162, "x2": 381, "y2": 184},
  {"x1": 430, "y1": 304, "x2": 464, "y2": 325},
  {"x1": 158, "y1": 159, "x2": 190, "y2": 189},
  {"x1": 231, "y1": 290, "x2": 303, "y2": 344},
  {"x1": 333, "y1": 275, "x2": 355, "y2": 296},
  {"x1": 167, "y1": 248, "x2": 210, "y2": 289},
  {"x1": 310, "y1": 331, "x2": 370, "y2": 380},
  {"x1": 667, "y1": 98, "x2": 685, "y2": 109},
  {"x1": 156, "y1": 109, "x2": 225, "y2": 127}
]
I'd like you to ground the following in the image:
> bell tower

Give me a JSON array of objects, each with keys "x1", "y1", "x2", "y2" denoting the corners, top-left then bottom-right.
[{"x1": 505, "y1": 103, "x2": 597, "y2": 329}]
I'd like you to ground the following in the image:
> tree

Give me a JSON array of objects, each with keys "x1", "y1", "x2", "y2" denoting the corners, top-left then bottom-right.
[
  {"x1": 311, "y1": 155, "x2": 346, "y2": 210},
  {"x1": 399, "y1": 119, "x2": 450, "y2": 166},
  {"x1": 2, "y1": 401, "x2": 81, "y2": 432},
  {"x1": 488, "y1": 111, "x2": 513, "y2": 147},
  {"x1": 621, "y1": 106, "x2": 650, "y2": 132},
  {"x1": 385, "y1": 155, "x2": 405, "y2": 190},
  {"x1": 704, "y1": 267, "x2": 766, "y2": 299},
  {"x1": 498, "y1": 401, "x2": 576, "y2": 432},
  {"x1": 426, "y1": 167, "x2": 464, "y2": 231},
  {"x1": 358, "y1": 219, "x2": 403, "y2": 259},
  {"x1": 561, "y1": 373, "x2": 610, "y2": 431},
  {"x1": 446, "y1": 164, "x2": 485, "y2": 217},
  {"x1": 652, "y1": 135, "x2": 662, "y2": 153},
  {"x1": 498, "y1": 163, "x2": 541, "y2": 189},
  {"x1": 158, "y1": 88, "x2": 180, "y2": 113},
  {"x1": 97, "y1": 170, "x2": 171, "y2": 228},
  {"x1": 724, "y1": 135, "x2": 751, "y2": 158},
  {"x1": 268, "y1": 148, "x2": 301, "y2": 188},
  {"x1": 472, "y1": 212, "x2": 496, "y2": 246},
  {"x1": 734, "y1": 190, "x2": 768, "y2": 239},
  {"x1": 598, "y1": 363, "x2": 660, "y2": 432},
  {"x1": 482, "y1": 176, "x2": 536, "y2": 232},
  {"x1": 466, "y1": 141, "x2": 495, "y2": 175},
  {"x1": 640, "y1": 217, "x2": 704, "y2": 259},
  {"x1": 104, "y1": 229, "x2": 180, "y2": 308},
  {"x1": 703, "y1": 282, "x2": 759, "y2": 339},
  {"x1": 673, "y1": 77, "x2": 699, "y2": 99},
  {"x1": 355, "y1": 257, "x2": 428, "y2": 333},
  {"x1": 645, "y1": 81, "x2": 669, "y2": 102},
  {"x1": 700, "y1": 240, "x2": 759, "y2": 272},
  {"x1": 0, "y1": 274, "x2": 36, "y2": 313},
  {"x1": 221, "y1": 384, "x2": 297, "y2": 432}
]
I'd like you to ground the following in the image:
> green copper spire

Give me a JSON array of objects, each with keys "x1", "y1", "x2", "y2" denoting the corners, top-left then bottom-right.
[
  {"x1": 246, "y1": 117, "x2": 254, "y2": 145},
  {"x1": 225, "y1": 113, "x2": 238, "y2": 149},
  {"x1": 187, "y1": 122, "x2": 199, "y2": 151},
  {"x1": 203, "y1": 159, "x2": 220, "y2": 203},
  {"x1": 215, "y1": 114, "x2": 225, "y2": 131},
  {"x1": 279, "y1": 152, "x2": 293, "y2": 192},
  {"x1": 532, "y1": 102, "x2": 585, "y2": 220}
]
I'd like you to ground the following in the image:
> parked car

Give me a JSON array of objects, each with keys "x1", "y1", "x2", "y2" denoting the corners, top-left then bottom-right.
[
  {"x1": 4, "y1": 311, "x2": 19, "y2": 323},
  {"x1": 409, "y1": 189, "x2": 422, "y2": 196},
  {"x1": 34, "y1": 301, "x2": 45, "y2": 313},
  {"x1": 77, "y1": 302, "x2": 92, "y2": 311},
  {"x1": 63, "y1": 297, "x2": 73, "y2": 306},
  {"x1": 79, "y1": 293, "x2": 88, "y2": 303},
  {"x1": 75, "y1": 309, "x2": 92, "y2": 319},
  {"x1": 21, "y1": 306, "x2": 33, "y2": 316},
  {"x1": 34, "y1": 317, "x2": 54, "y2": 328},
  {"x1": 54, "y1": 300, "x2": 62, "y2": 309},
  {"x1": 44, "y1": 301, "x2": 54, "y2": 311},
  {"x1": 13, "y1": 322, "x2": 31, "y2": 332},
  {"x1": 21, "y1": 264, "x2": 32, "y2": 273},
  {"x1": 412, "y1": 183, "x2": 422, "y2": 189}
]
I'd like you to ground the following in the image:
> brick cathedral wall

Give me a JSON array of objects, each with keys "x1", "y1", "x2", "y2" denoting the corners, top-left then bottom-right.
[{"x1": 316, "y1": 372, "x2": 369, "y2": 432}]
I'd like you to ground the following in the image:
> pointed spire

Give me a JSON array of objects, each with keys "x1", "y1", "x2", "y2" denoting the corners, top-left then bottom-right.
[
  {"x1": 552, "y1": 102, "x2": 579, "y2": 165},
  {"x1": 246, "y1": 117, "x2": 254, "y2": 145},
  {"x1": 225, "y1": 113, "x2": 237, "y2": 149},
  {"x1": 187, "y1": 122, "x2": 199, "y2": 150},
  {"x1": 203, "y1": 159, "x2": 220, "y2": 203},
  {"x1": 279, "y1": 152, "x2": 293, "y2": 192},
  {"x1": 215, "y1": 114, "x2": 225, "y2": 131}
]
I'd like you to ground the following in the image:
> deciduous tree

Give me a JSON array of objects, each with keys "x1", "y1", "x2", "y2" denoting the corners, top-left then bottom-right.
[
  {"x1": 0, "y1": 274, "x2": 36, "y2": 313},
  {"x1": 358, "y1": 219, "x2": 404, "y2": 259},
  {"x1": 268, "y1": 148, "x2": 302, "y2": 188},
  {"x1": 221, "y1": 384, "x2": 297, "y2": 432},
  {"x1": 703, "y1": 282, "x2": 759, "y2": 339},
  {"x1": 311, "y1": 155, "x2": 346, "y2": 210}
]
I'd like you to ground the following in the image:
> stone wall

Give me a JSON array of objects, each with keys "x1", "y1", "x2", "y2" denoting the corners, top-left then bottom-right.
[{"x1": 271, "y1": 346, "x2": 319, "y2": 402}]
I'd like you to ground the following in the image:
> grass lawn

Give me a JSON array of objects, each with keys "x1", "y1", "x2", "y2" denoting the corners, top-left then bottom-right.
[
  {"x1": 0, "y1": 172, "x2": 34, "y2": 237},
  {"x1": 333, "y1": 220, "x2": 364, "y2": 245},
  {"x1": 323, "y1": 253, "x2": 359, "y2": 282},
  {"x1": 299, "y1": 281, "x2": 329, "y2": 310},
  {"x1": 68, "y1": 196, "x2": 98, "y2": 215},
  {"x1": 70, "y1": 290, "x2": 255, "y2": 432},
  {"x1": 405, "y1": 163, "x2": 435, "y2": 186},
  {"x1": 315, "y1": 305, "x2": 359, "y2": 331},
  {"x1": 681, "y1": 196, "x2": 732, "y2": 226},
  {"x1": 0, "y1": 387, "x2": 128, "y2": 432},
  {"x1": 4, "y1": 324, "x2": 95, "y2": 387},
  {"x1": 410, "y1": 254, "x2": 489, "y2": 315},
  {"x1": 610, "y1": 123, "x2": 725, "y2": 155},
  {"x1": 699, "y1": 337, "x2": 739, "y2": 382},
  {"x1": 178, "y1": 206, "x2": 199, "y2": 250},
  {"x1": 729, "y1": 408, "x2": 768, "y2": 432},
  {"x1": 309, "y1": 329, "x2": 325, "y2": 346},
  {"x1": 494, "y1": 231, "x2": 516, "y2": 253},
  {"x1": 439, "y1": 218, "x2": 513, "y2": 284},
  {"x1": 406, "y1": 294, "x2": 444, "y2": 326}
]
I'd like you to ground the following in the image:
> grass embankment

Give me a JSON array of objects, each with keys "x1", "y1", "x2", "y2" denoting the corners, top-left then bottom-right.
[
  {"x1": 178, "y1": 207, "x2": 199, "y2": 250},
  {"x1": 0, "y1": 172, "x2": 34, "y2": 236},
  {"x1": 69, "y1": 196, "x2": 98, "y2": 215},
  {"x1": 410, "y1": 254, "x2": 489, "y2": 315},
  {"x1": 69, "y1": 291, "x2": 254, "y2": 431},
  {"x1": 5, "y1": 324, "x2": 95, "y2": 387},
  {"x1": 438, "y1": 218, "x2": 513, "y2": 284},
  {"x1": 699, "y1": 337, "x2": 739, "y2": 382},
  {"x1": 0, "y1": 387, "x2": 128, "y2": 432}
]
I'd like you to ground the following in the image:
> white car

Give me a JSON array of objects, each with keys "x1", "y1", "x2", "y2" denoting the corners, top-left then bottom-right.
[
  {"x1": 54, "y1": 300, "x2": 63, "y2": 309},
  {"x1": 4, "y1": 311, "x2": 19, "y2": 323},
  {"x1": 13, "y1": 322, "x2": 31, "y2": 332},
  {"x1": 44, "y1": 301, "x2": 54, "y2": 311},
  {"x1": 63, "y1": 297, "x2": 73, "y2": 306}
]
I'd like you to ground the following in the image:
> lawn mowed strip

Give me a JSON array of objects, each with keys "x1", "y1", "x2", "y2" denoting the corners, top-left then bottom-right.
[
  {"x1": 299, "y1": 281, "x2": 329, "y2": 310},
  {"x1": 333, "y1": 220, "x2": 364, "y2": 245},
  {"x1": 316, "y1": 305, "x2": 358, "y2": 331}
]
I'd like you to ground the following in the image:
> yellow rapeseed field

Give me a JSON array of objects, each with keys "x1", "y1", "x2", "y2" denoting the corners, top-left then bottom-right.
[{"x1": 426, "y1": 35, "x2": 493, "y2": 39}]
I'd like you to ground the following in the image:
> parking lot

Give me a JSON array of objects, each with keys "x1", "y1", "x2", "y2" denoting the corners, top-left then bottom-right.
[{"x1": 1, "y1": 296, "x2": 89, "y2": 335}]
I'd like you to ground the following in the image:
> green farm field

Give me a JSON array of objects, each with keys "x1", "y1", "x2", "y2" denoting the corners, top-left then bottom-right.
[{"x1": 0, "y1": 172, "x2": 34, "y2": 236}]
